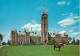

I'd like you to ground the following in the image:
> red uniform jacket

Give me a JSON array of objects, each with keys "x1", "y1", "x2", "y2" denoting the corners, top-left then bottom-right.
[{"x1": 56, "y1": 42, "x2": 59, "y2": 45}]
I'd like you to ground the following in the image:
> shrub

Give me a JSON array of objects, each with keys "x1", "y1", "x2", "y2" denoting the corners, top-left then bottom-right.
[
  {"x1": 72, "y1": 38, "x2": 75, "y2": 45},
  {"x1": 47, "y1": 40, "x2": 56, "y2": 45},
  {"x1": 61, "y1": 40, "x2": 66, "y2": 44},
  {"x1": 7, "y1": 40, "x2": 11, "y2": 45},
  {"x1": 30, "y1": 40, "x2": 35, "y2": 45},
  {"x1": 35, "y1": 43, "x2": 44, "y2": 45},
  {"x1": 2, "y1": 42, "x2": 6, "y2": 45},
  {"x1": 11, "y1": 43, "x2": 19, "y2": 46},
  {"x1": 75, "y1": 39, "x2": 79, "y2": 45}
]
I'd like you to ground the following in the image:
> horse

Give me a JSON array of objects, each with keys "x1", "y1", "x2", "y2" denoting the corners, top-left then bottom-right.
[
  {"x1": 60, "y1": 43, "x2": 64, "y2": 47},
  {"x1": 54, "y1": 45, "x2": 61, "y2": 51}
]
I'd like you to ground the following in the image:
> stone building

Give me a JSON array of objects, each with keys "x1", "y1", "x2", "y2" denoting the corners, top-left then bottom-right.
[
  {"x1": 11, "y1": 28, "x2": 30, "y2": 44},
  {"x1": 10, "y1": 5, "x2": 69, "y2": 44},
  {"x1": 48, "y1": 32, "x2": 68, "y2": 43}
]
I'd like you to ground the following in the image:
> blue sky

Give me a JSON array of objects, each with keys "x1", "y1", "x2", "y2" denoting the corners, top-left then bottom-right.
[{"x1": 0, "y1": 0, "x2": 79, "y2": 42}]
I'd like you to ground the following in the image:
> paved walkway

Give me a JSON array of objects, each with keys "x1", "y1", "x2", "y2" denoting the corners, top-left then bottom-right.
[
  {"x1": 0, "y1": 46, "x2": 3, "y2": 48},
  {"x1": 0, "y1": 45, "x2": 9, "y2": 48}
]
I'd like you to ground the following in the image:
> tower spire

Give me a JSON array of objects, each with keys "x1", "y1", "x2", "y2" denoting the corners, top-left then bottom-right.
[
  {"x1": 43, "y1": 2, "x2": 47, "y2": 14},
  {"x1": 44, "y1": 1, "x2": 45, "y2": 6}
]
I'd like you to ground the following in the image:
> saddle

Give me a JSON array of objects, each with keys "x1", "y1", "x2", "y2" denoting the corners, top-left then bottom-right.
[
  {"x1": 56, "y1": 45, "x2": 59, "y2": 48},
  {"x1": 56, "y1": 45, "x2": 58, "y2": 47}
]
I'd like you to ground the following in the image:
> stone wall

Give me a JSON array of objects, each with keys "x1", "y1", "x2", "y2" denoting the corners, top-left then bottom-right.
[
  {"x1": 30, "y1": 36, "x2": 41, "y2": 43},
  {"x1": 11, "y1": 30, "x2": 69, "y2": 44}
]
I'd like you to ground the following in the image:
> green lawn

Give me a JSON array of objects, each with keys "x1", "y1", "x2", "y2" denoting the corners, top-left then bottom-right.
[{"x1": 0, "y1": 45, "x2": 79, "y2": 56}]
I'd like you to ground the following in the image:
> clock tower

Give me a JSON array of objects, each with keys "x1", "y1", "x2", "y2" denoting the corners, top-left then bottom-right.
[{"x1": 41, "y1": 5, "x2": 48, "y2": 44}]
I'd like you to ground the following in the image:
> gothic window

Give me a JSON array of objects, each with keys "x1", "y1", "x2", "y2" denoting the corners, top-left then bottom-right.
[
  {"x1": 44, "y1": 24, "x2": 45, "y2": 26},
  {"x1": 13, "y1": 41, "x2": 15, "y2": 43},
  {"x1": 45, "y1": 32, "x2": 47, "y2": 35},
  {"x1": 42, "y1": 32, "x2": 43, "y2": 35},
  {"x1": 45, "y1": 40, "x2": 46, "y2": 43}
]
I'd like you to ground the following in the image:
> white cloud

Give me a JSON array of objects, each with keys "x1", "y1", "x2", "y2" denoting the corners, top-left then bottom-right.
[
  {"x1": 31, "y1": 20, "x2": 37, "y2": 24},
  {"x1": 69, "y1": 13, "x2": 73, "y2": 17},
  {"x1": 21, "y1": 20, "x2": 41, "y2": 31},
  {"x1": 58, "y1": 13, "x2": 79, "y2": 27},
  {"x1": 3, "y1": 32, "x2": 10, "y2": 43},
  {"x1": 71, "y1": 32, "x2": 80, "y2": 39},
  {"x1": 7, "y1": 33, "x2": 10, "y2": 36},
  {"x1": 73, "y1": 16, "x2": 79, "y2": 19},
  {"x1": 57, "y1": 1, "x2": 71, "y2": 6},
  {"x1": 62, "y1": 13, "x2": 68, "y2": 15},
  {"x1": 69, "y1": 30, "x2": 73, "y2": 32},
  {"x1": 58, "y1": 18, "x2": 76, "y2": 27},
  {"x1": 62, "y1": 14, "x2": 65, "y2": 15},
  {"x1": 57, "y1": 1, "x2": 65, "y2": 5},
  {"x1": 62, "y1": 13, "x2": 79, "y2": 18},
  {"x1": 67, "y1": 1, "x2": 71, "y2": 5},
  {"x1": 60, "y1": 31, "x2": 66, "y2": 34},
  {"x1": 71, "y1": 32, "x2": 79, "y2": 36}
]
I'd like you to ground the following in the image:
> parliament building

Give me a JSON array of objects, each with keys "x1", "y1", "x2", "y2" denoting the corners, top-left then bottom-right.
[{"x1": 10, "y1": 5, "x2": 68, "y2": 44}]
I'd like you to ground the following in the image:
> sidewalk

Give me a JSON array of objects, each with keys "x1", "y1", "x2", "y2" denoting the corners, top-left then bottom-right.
[{"x1": 0, "y1": 46, "x2": 3, "y2": 48}]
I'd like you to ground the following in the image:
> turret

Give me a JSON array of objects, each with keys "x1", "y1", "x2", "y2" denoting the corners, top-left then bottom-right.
[
  {"x1": 53, "y1": 31, "x2": 56, "y2": 35},
  {"x1": 64, "y1": 32, "x2": 68, "y2": 37},
  {"x1": 11, "y1": 27, "x2": 17, "y2": 36},
  {"x1": 11, "y1": 27, "x2": 17, "y2": 44}
]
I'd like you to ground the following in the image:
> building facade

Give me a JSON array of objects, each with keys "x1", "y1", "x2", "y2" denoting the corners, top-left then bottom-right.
[
  {"x1": 10, "y1": 5, "x2": 68, "y2": 44},
  {"x1": 48, "y1": 32, "x2": 68, "y2": 43},
  {"x1": 11, "y1": 29, "x2": 30, "y2": 44}
]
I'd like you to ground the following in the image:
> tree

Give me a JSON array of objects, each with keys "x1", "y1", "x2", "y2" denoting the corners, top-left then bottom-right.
[
  {"x1": 52, "y1": 40, "x2": 56, "y2": 45},
  {"x1": 7, "y1": 40, "x2": 11, "y2": 45},
  {"x1": 0, "y1": 33, "x2": 3, "y2": 46},
  {"x1": 2, "y1": 42, "x2": 6, "y2": 45},
  {"x1": 68, "y1": 37, "x2": 72, "y2": 42},
  {"x1": 0, "y1": 33, "x2": 3, "y2": 41},
  {"x1": 61, "y1": 40, "x2": 66, "y2": 44},
  {"x1": 75, "y1": 39, "x2": 79, "y2": 45},
  {"x1": 30, "y1": 40, "x2": 35, "y2": 45},
  {"x1": 72, "y1": 38, "x2": 75, "y2": 44}
]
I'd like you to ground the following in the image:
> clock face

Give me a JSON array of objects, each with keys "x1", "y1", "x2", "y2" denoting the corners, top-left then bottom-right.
[
  {"x1": 43, "y1": 16, "x2": 46, "y2": 17},
  {"x1": 42, "y1": 15, "x2": 47, "y2": 18}
]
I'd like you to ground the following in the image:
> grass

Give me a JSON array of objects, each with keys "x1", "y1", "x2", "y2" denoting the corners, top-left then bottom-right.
[{"x1": 0, "y1": 45, "x2": 79, "y2": 56}]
